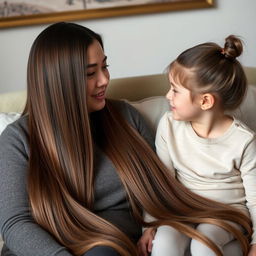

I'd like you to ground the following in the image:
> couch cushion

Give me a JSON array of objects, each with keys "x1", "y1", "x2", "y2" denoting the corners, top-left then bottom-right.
[
  {"x1": 0, "y1": 112, "x2": 21, "y2": 135},
  {"x1": 230, "y1": 84, "x2": 256, "y2": 132},
  {"x1": 0, "y1": 90, "x2": 26, "y2": 113},
  {"x1": 129, "y1": 96, "x2": 169, "y2": 132}
]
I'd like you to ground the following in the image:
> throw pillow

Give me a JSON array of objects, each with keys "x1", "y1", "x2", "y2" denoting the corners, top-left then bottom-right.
[
  {"x1": 0, "y1": 112, "x2": 21, "y2": 135},
  {"x1": 129, "y1": 96, "x2": 169, "y2": 132},
  {"x1": 229, "y1": 84, "x2": 256, "y2": 133}
]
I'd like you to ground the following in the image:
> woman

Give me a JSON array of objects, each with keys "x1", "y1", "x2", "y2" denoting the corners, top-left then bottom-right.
[{"x1": 0, "y1": 22, "x2": 252, "y2": 256}]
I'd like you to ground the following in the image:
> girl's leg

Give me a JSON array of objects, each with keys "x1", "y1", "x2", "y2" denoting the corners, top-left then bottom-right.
[
  {"x1": 223, "y1": 240, "x2": 243, "y2": 256},
  {"x1": 190, "y1": 223, "x2": 235, "y2": 256},
  {"x1": 151, "y1": 225, "x2": 190, "y2": 256},
  {"x1": 84, "y1": 246, "x2": 121, "y2": 256}
]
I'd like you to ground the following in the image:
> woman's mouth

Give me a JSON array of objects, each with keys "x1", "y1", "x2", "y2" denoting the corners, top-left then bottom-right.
[{"x1": 93, "y1": 91, "x2": 105, "y2": 100}]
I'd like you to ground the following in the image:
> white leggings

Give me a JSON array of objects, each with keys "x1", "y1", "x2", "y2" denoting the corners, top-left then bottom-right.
[{"x1": 151, "y1": 224, "x2": 238, "y2": 256}]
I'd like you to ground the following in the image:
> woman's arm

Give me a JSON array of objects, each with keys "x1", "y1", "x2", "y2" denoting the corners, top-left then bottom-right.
[{"x1": 0, "y1": 119, "x2": 72, "y2": 256}]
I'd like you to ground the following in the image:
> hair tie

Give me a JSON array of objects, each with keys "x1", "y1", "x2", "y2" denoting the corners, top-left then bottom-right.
[{"x1": 220, "y1": 48, "x2": 234, "y2": 61}]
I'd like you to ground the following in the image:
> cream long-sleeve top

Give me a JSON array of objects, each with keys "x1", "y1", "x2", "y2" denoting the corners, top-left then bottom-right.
[{"x1": 155, "y1": 111, "x2": 256, "y2": 244}]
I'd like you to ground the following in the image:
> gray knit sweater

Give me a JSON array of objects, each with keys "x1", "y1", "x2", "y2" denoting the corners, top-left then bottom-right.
[{"x1": 0, "y1": 101, "x2": 154, "y2": 256}]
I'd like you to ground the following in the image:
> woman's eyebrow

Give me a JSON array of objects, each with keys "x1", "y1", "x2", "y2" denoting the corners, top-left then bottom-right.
[{"x1": 87, "y1": 56, "x2": 107, "y2": 68}]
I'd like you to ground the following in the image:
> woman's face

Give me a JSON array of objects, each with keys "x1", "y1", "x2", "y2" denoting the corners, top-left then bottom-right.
[{"x1": 86, "y1": 40, "x2": 110, "y2": 113}]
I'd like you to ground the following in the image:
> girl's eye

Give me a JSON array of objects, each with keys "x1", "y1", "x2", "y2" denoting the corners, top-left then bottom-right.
[{"x1": 102, "y1": 64, "x2": 109, "y2": 70}]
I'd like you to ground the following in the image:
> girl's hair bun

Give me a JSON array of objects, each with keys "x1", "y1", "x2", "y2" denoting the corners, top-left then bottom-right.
[{"x1": 222, "y1": 35, "x2": 243, "y2": 60}]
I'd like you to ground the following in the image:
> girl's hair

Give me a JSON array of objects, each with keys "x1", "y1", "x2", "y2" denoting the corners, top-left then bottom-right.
[
  {"x1": 169, "y1": 35, "x2": 247, "y2": 110},
  {"x1": 26, "y1": 23, "x2": 252, "y2": 256}
]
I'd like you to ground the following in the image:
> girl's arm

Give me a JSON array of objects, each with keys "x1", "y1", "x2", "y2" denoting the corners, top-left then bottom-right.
[
  {"x1": 155, "y1": 112, "x2": 176, "y2": 176},
  {"x1": 248, "y1": 244, "x2": 256, "y2": 256},
  {"x1": 240, "y1": 137, "x2": 256, "y2": 249},
  {"x1": 137, "y1": 227, "x2": 156, "y2": 256},
  {"x1": 0, "y1": 120, "x2": 72, "y2": 256}
]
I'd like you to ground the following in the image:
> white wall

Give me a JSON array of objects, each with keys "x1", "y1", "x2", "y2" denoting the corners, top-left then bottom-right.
[{"x1": 0, "y1": 0, "x2": 255, "y2": 93}]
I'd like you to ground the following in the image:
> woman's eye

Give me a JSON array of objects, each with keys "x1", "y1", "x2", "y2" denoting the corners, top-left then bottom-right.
[
  {"x1": 87, "y1": 72, "x2": 95, "y2": 77},
  {"x1": 102, "y1": 64, "x2": 109, "y2": 70}
]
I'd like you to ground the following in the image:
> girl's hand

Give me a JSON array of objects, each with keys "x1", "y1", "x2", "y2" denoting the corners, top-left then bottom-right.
[
  {"x1": 248, "y1": 244, "x2": 256, "y2": 256},
  {"x1": 137, "y1": 227, "x2": 156, "y2": 256}
]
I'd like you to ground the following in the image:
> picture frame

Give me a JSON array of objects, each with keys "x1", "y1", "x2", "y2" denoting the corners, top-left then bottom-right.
[{"x1": 0, "y1": 0, "x2": 214, "y2": 29}]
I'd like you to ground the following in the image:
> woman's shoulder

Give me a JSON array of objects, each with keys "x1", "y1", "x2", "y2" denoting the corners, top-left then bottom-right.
[
  {"x1": 108, "y1": 99, "x2": 134, "y2": 112},
  {"x1": 108, "y1": 99, "x2": 155, "y2": 149},
  {"x1": 0, "y1": 115, "x2": 29, "y2": 155},
  {"x1": 1, "y1": 114, "x2": 28, "y2": 136},
  {"x1": 108, "y1": 99, "x2": 142, "y2": 125}
]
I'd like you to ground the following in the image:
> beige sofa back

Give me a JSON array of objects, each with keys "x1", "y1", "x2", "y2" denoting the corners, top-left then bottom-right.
[
  {"x1": 0, "y1": 74, "x2": 168, "y2": 113},
  {"x1": 108, "y1": 66, "x2": 256, "y2": 100},
  {"x1": 0, "y1": 66, "x2": 255, "y2": 114}
]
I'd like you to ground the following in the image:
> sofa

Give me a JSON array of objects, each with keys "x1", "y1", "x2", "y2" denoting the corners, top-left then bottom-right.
[{"x1": 0, "y1": 66, "x2": 256, "y2": 254}]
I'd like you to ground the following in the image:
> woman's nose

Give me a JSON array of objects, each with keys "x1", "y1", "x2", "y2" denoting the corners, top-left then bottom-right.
[{"x1": 97, "y1": 70, "x2": 109, "y2": 87}]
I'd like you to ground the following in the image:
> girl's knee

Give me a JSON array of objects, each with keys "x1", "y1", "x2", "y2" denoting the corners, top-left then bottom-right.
[
  {"x1": 151, "y1": 226, "x2": 189, "y2": 256},
  {"x1": 196, "y1": 223, "x2": 234, "y2": 244},
  {"x1": 190, "y1": 239, "x2": 220, "y2": 256}
]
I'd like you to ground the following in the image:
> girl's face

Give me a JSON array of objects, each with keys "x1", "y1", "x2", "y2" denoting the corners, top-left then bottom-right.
[
  {"x1": 86, "y1": 40, "x2": 110, "y2": 113},
  {"x1": 166, "y1": 72, "x2": 202, "y2": 121}
]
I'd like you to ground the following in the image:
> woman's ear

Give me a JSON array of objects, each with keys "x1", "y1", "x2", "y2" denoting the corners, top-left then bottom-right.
[{"x1": 200, "y1": 93, "x2": 215, "y2": 110}]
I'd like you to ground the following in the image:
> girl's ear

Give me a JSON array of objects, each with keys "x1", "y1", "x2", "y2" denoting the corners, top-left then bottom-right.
[{"x1": 200, "y1": 93, "x2": 215, "y2": 110}]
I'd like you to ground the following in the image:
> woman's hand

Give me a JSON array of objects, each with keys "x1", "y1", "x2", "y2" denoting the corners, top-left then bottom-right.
[
  {"x1": 137, "y1": 227, "x2": 156, "y2": 256},
  {"x1": 248, "y1": 244, "x2": 256, "y2": 256}
]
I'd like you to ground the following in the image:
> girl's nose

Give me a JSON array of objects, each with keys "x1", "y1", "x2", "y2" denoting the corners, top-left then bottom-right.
[{"x1": 166, "y1": 89, "x2": 173, "y2": 101}]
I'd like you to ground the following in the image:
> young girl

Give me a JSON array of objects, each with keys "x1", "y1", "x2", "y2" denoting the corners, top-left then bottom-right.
[{"x1": 138, "y1": 35, "x2": 256, "y2": 256}]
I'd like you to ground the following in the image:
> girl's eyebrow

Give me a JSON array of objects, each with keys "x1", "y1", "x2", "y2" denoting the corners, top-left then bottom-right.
[{"x1": 87, "y1": 56, "x2": 107, "y2": 68}]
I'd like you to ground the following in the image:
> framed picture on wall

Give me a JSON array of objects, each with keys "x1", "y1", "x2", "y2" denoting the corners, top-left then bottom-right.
[{"x1": 0, "y1": 0, "x2": 214, "y2": 28}]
